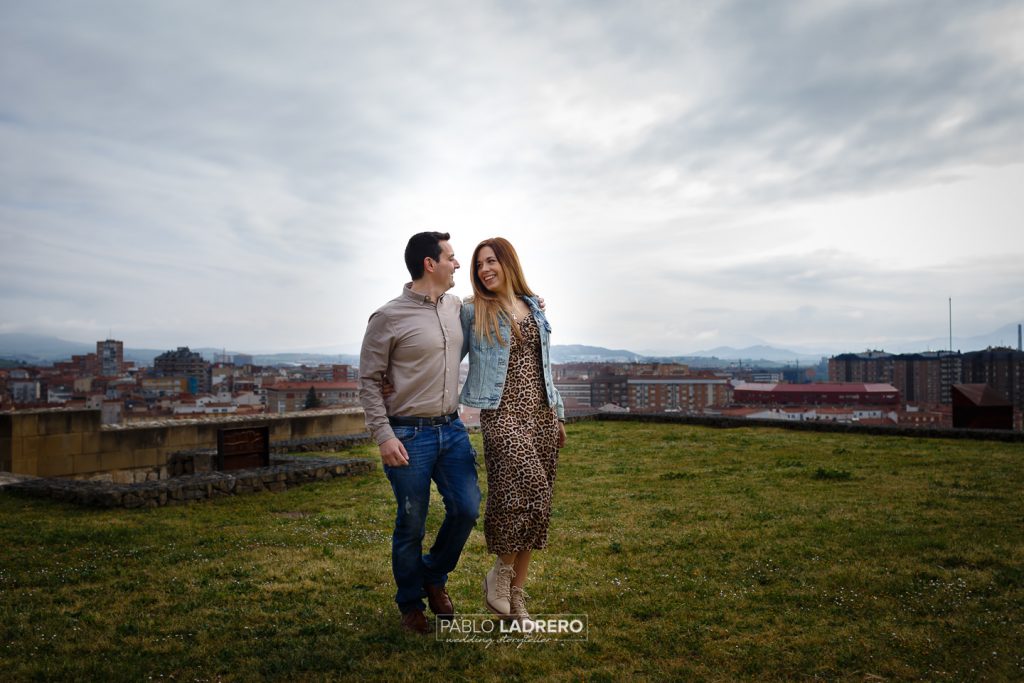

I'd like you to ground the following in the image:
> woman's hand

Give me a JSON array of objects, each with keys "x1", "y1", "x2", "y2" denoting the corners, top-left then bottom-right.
[{"x1": 556, "y1": 420, "x2": 566, "y2": 449}]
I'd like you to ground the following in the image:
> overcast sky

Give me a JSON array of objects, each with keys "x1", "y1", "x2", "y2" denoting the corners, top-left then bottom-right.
[{"x1": 2, "y1": 0, "x2": 1022, "y2": 355}]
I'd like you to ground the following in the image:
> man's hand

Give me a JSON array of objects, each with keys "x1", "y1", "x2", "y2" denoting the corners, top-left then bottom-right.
[
  {"x1": 379, "y1": 437, "x2": 410, "y2": 467},
  {"x1": 537, "y1": 296, "x2": 546, "y2": 311}
]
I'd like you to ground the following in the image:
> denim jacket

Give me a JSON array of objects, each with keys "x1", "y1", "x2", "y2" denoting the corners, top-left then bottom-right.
[{"x1": 460, "y1": 296, "x2": 564, "y2": 420}]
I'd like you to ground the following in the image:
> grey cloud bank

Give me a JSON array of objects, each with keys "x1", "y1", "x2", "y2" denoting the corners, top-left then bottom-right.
[{"x1": 1, "y1": 0, "x2": 1022, "y2": 356}]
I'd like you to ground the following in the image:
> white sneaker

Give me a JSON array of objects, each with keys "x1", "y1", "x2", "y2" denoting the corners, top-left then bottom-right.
[{"x1": 484, "y1": 559, "x2": 515, "y2": 615}]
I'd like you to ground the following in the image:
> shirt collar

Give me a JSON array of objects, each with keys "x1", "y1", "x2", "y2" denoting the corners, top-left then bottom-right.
[{"x1": 403, "y1": 282, "x2": 444, "y2": 305}]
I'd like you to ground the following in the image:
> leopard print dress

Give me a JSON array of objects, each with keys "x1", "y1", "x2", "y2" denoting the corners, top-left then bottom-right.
[{"x1": 480, "y1": 313, "x2": 560, "y2": 555}]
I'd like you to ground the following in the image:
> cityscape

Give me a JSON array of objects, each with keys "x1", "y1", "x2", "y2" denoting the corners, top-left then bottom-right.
[
  {"x1": 2, "y1": 2, "x2": 1023, "y2": 679},
  {"x1": 2, "y1": 329, "x2": 1021, "y2": 432}
]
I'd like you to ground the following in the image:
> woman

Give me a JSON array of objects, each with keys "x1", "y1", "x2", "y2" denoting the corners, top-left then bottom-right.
[{"x1": 460, "y1": 237, "x2": 566, "y2": 622}]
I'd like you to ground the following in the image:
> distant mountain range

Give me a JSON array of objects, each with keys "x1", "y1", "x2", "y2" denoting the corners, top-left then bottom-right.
[
  {"x1": 888, "y1": 323, "x2": 1023, "y2": 355},
  {"x1": 548, "y1": 344, "x2": 644, "y2": 363},
  {"x1": 0, "y1": 334, "x2": 361, "y2": 367},
  {"x1": 1, "y1": 323, "x2": 1020, "y2": 367},
  {"x1": 686, "y1": 344, "x2": 819, "y2": 363}
]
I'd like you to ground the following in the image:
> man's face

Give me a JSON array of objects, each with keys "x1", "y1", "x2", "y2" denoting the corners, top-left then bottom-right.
[{"x1": 429, "y1": 240, "x2": 459, "y2": 290}]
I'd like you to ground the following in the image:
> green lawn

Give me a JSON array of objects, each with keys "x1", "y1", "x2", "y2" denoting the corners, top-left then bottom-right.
[{"x1": 2, "y1": 421, "x2": 1022, "y2": 681}]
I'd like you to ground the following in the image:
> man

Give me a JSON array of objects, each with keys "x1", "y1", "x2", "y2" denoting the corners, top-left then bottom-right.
[{"x1": 359, "y1": 231, "x2": 481, "y2": 635}]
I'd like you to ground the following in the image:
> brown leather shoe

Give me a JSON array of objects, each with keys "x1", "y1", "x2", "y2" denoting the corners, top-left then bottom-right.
[
  {"x1": 400, "y1": 609, "x2": 430, "y2": 635},
  {"x1": 424, "y1": 583, "x2": 454, "y2": 619}
]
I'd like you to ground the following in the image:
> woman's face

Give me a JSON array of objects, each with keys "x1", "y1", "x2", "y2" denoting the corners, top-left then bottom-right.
[{"x1": 475, "y1": 246, "x2": 506, "y2": 293}]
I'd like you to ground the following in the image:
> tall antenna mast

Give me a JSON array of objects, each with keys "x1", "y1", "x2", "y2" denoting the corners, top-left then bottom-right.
[{"x1": 948, "y1": 297, "x2": 952, "y2": 352}]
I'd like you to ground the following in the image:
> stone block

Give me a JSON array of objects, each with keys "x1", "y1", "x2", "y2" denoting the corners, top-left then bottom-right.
[
  {"x1": 36, "y1": 453, "x2": 75, "y2": 477},
  {"x1": 36, "y1": 412, "x2": 73, "y2": 436},
  {"x1": 114, "y1": 428, "x2": 159, "y2": 453},
  {"x1": 40, "y1": 433, "x2": 83, "y2": 458},
  {"x1": 36, "y1": 436, "x2": 59, "y2": 456},
  {"x1": 338, "y1": 412, "x2": 366, "y2": 434},
  {"x1": 203, "y1": 426, "x2": 226, "y2": 449},
  {"x1": 0, "y1": 437, "x2": 11, "y2": 472},
  {"x1": 98, "y1": 450, "x2": 135, "y2": 472},
  {"x1": 12, "y1": 454, "x2": 38, "y2": 476},
  {"x1": 99, "y1": 431, "x2": 123, "y2": 456},
  {"x1": 81, "y1": 432, "x2": 102, "y2": 455},
  {"x1": 166, "y1": 425, "x2": 200, "y2": 449},
  {"x1": 269, "y1": 422, "x2": 291, "y2": 442},
  {"x1": 71, "y1": 452, "x2": 103, "y2": 475},
  {"x1": 12, "y1": 414, "x2": 38, "y2": 439},
  {"x1": 69, "y1": 410, "x2": 102, "y2": 434},
  {"x1": 100, "y1": 490, "x2": 123, "y2": 507},
  {"x1": 20, "y1": 436, "x2": 40, "y2": 460},
  {"x1": 133, "y1": 449, "x2": 162, "y2": 468},
  {"x1": 112, "y1": 470, "x2": 135, "y2": 485}
]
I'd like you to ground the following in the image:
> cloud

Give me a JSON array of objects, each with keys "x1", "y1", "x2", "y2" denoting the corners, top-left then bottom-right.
[
  {"x1": 1, "y1": 0, "x2": 1022, "y2": 353},
  {"x1": 614, "y1": 0, "x2": 1024, "y2": 207}
]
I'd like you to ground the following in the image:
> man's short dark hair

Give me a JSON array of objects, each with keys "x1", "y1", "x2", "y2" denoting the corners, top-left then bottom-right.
[{"x1": 404, "y1": 231, "x2": 450, "y2": 280}]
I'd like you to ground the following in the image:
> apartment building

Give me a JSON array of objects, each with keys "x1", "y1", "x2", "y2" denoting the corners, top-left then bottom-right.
[
  {"x1": 961, "y1": 348, "x2": 1024, "y2": 414},
  {"x1": 628, "y1": 375, "x2": 732, "y2": 413},
  {"x1": 829, "y1": 348, "x2": 1023, "y2": 411},
  {"x1": 152, "y1": 347, "x2": 211, "y2": 394},
  {"x1": 828, "y1": 351, "x2": 895, "y2": 384},
  {"x1": 734, "y1": 382, "x2": 900, "y2": 406},
  {"x1": 265, "y1": 381, "x2": 359, "y2": 413},
  {"x1": 97, "y1": 339, "x2": 124, "y2": 377}
]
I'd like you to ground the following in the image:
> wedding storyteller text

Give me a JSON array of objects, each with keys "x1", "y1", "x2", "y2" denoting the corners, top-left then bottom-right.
[{"x1": 436, "y1": 614, "x2": 589, "y2": 643}]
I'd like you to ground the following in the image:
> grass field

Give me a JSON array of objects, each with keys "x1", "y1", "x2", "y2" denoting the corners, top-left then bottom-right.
[{"x1": 2, "y1": 420, "x2": 1023, "y2": 681}]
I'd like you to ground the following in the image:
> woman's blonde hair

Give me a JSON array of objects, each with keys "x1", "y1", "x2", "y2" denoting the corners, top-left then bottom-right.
[{"x1": 469, "y1": 237, "x2": 537, "y2": 346}]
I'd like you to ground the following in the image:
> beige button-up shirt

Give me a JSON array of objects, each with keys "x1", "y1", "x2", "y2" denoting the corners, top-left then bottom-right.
[{"x1": 358, "y1": 284, "x2": 463, "y2": 445}]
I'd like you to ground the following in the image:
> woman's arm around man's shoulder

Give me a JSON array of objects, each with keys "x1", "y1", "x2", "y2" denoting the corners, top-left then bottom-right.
[{"x1": 459, "y1": 298, "x2": 474, "y2": 360}]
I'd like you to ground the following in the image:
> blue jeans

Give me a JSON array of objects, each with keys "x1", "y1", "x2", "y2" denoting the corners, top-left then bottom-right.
[{"x1": 383, "y1": 419, "x2": 481, "y2": 614}]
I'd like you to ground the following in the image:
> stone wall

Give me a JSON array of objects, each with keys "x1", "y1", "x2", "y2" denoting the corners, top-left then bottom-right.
[
  {"x1": 586, "y1": 412, "x2": 1024, "y2": 442},
  {"x1": 4, "y1": 455, "x2": 375, "y2": 509},
  {"x1": 167, "y1": 433, "x2": 373, "y2": 478},
  {"x1": 0, "y1": 408, "x2": 368, "y2": 479}
]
